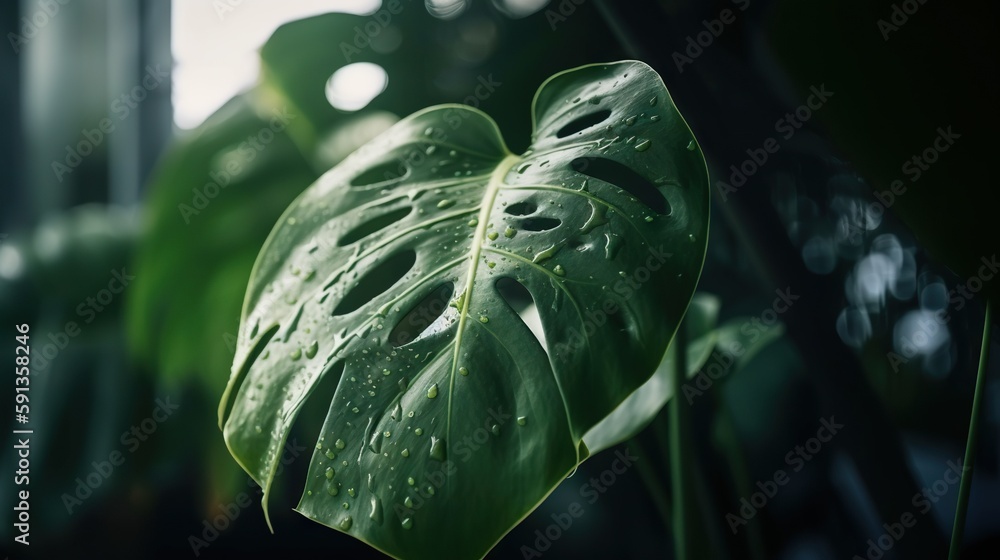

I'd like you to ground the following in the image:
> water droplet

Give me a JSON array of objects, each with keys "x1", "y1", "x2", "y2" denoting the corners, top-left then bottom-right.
[
  {"x1": 458, "y1": 366, "x2": 469, "y2": 376},
  {"x1": 425, "y1": 145, "x2": 437, "y2": 155},
  {"x1": 255, "y1": 425, "x2": 262, "y2": 434},
  {"x1": 491, "y1": 424, "x2": 500, "y2": 436},
  {"x1": 487, "y1": 231, "x2": 499, "y2": 241},
  {"x1": 580, "y1": 200, "x2": 609, "y2": 233},
  {"x1": 426, "y1": 486, "x2": 435, "y2": 496},
  {"x1": 383, "y1": 430, "x2": 391, "y2": 438},
  {"x1": 468, "y1": 218, "x2": 478, "y2": 227},
  {"x1": 325, "y1": 449, "x2": 336, "y2": 460},
  {"x1": 686, "y1": 140, "x2": 696, "y2": 151},
  {"x1": 391, "y1": 403, "x2": 402, "y2": 421},
  {"x1": 401, "y1": 517, "x2": 413, "y2": 530},
  {"x1": 367, "y1": 497, "x2": 383, "y2": 525},
  {"x1": 348, "y1": 488, "x2": 356, "y2": 498},
  {"x1": 407, "y1": 477, "x2": 416, "y2": 486},
  {"x1": 516, "y1": 162, "x2": 531, "y2": 174},
  {"x1": 533, "y1": 243, "x2": 562, "y2": 264},
  {"x1": 401, "y1": 448, "x2": 410, "y2": 457},
  {"x1": 290, "y1": 348, "x2": 302, "y2": 361},
  {"x1": 369, "y1": 431, "x2": 383, "y2": 453},
  {"x1": 368, "y1": 472, "x2": 375, "y2": 491},
  {"x1": 634, "y1": 139, "x2": 652, "y2": 152},
  {"x1": 342, "y1": 502, "x2": 350, "y2": 510},
  {"x1": 517, "y1": 416, "x2": 528, "y2": 426},
  {"x1": 430, "y1": 436, "x2": 446, "y2": 461},
  {"x1": 604, "y1": 233, "x2": 623, "y2": 260},
  {"x1": 553, "y1": 265, "x2": 566, "y2": 276},
  {"x1": 305, "y1": 341, "x2": 318, "y2": 359},
  {"x1": 688, "y1": 234, "x2": 696, "y2": 243},
  {"x1": 327, "y1": 482, "x2": 340, "y2": 496},
  {"x1": 644, "y1": 216, "x2": 654, "y2": 223},
  {"x1": 649, "y1": 96, "x2": 657, "y2": 106},
  {"x1": 437, "y1": 199, "x2": 455, "y2": 209},
  {"x1": 589, "y1": 97, "x2": 600, "y2": 104},
  {"x1": 407, "y1": 411, "x2": 415, "y2": 418},
  {"x1": 415, "y1": 427, "x2": 424, "y2": 436},
  {"x1": 624, "y1": 116, "x2": 637, "y2": 126},
  {"x1": 426, "y1": 383, "x2": 438, "y2": 399},
  {"x1": 326, "y1": 467, "x2": 335, "y2": 480},
  {"x1": 504, "y1": 227, "x2": 516, "y2": 238},
  {"x1": 382, "y1": 368, "x2": 391, "y2": 376},
  {"x1": 339, "y1": 516, "x2": 353, "y2": 530},
  {"x1": 650, "y1": 115, "x2": 660, "y2": 122}
]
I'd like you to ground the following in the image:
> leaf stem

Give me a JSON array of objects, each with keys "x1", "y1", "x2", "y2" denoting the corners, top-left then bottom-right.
[
  {"x1": 670, "y1": 323, "x2": 691, "y2": 560},
  {"x1": 948, "y1": 298, "x2": 993, "y2": 559}
]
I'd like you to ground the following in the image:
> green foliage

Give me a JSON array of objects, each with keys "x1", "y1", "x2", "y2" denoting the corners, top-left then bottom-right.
[{"x1": 220, "y1": 60, "x2": 709, "y2": 559}]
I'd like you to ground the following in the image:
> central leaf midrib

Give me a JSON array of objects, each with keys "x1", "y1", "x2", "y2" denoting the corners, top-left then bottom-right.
[{"x1": 446, "y1": 153, "x2": 520, "y2": 453}]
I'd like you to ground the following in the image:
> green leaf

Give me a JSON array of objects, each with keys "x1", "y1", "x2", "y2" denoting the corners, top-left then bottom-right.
[{"x1": 221, "y1": 60, "x2": 709, "y2": 559}]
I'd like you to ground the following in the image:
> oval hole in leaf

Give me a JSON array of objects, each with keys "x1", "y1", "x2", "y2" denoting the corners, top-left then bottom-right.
[
  {"x1": 350, "y1": 160, "x2": 408, "y2": 187},
  {"x1": 338, "y1": 206, "x2": 413, "y2": 247},
  {"x1": 389, "y1": 283, "x2": 456, "y2": 347},
  {"x1": 220, "y1": 324, "x2": 279, "y2": 425},
  {"x1": 505, "y1": 201, "x2": 537, "y2": 216},
  {"x1": 495, "y1": 277, "x2": 548, "y2": 354},
  {"x1": 275, "y1": 360, "x2": 345, "y2": 505},
  {"x1": 520, "y1": 217, "x2": 561, "y2": 232},
  {"x1": 556, "y1": 109, "x2": 613, "y2": 138},
  {"x1": 571, "y1": 157, "x2": 671, "y2": 215},
  {"x1": 332, "y1": 250, "x2": 417, "y2": 316}
]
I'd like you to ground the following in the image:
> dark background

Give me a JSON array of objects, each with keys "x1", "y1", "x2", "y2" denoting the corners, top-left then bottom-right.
[{"x1": 1, "y1": 0, "x2": 998, "y2": 558}]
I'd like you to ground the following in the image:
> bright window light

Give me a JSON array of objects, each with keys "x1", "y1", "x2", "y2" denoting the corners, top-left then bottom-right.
[
  {"x1": 171, "y1": 0, "x2": 382, "y2": 130},
  {"x1": 325, "y1": 63, "x2": 389, "y2": 112}
]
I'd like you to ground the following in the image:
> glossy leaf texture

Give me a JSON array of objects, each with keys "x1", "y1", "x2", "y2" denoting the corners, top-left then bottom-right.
[{"x1": 220, "y1": 60, "x2": 709, "y2": 560}]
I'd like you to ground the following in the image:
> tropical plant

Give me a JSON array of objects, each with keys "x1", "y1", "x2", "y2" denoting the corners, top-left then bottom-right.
[{"x1": 218, "y1": 60, "x2": 710, "y2": 559}]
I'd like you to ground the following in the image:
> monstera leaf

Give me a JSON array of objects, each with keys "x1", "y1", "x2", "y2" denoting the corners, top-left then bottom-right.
[{"x1": 220, "y1": 60, "x2": 709, "y2": 559}]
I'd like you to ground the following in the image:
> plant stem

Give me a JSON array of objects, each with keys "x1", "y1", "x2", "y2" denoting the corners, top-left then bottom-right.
[
  {"x1": 948, "y1": 299, "x2": 993, "y2": 559},
  {"x1": 670, "y1": 322, "x2": 691, "y2": 560},
  {"x1": 629, "y1": 437, "x2": 673, "y2": 532},
  {"x1": 714, "y1": 392, "x2": 767, "y2": 560}
]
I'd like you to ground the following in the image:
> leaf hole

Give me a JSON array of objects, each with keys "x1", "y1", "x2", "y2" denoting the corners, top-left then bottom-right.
[
  {"x1": 350, "y1": 160, "x2": 408, "y2": 187},
  {"x1": 520, "y1": 217, "x2": 561, "y2": 232},
  {"x1": 495, "y1": 277, "x2": 549, "y2": 355},
  {"x1": 571, "y1": 157, "x2": 671, "y2": 215},
  {"x1": 556, "y1": 109, "x2": 613, "y2": 138},
  {"x1": 338, "y1": 207, "x2": 413, "y2": 246},
  {"x1": 389, "y1": 283, "x2": 456, "y2": 347},
  {"x1": 504, "y1": 201, "x2": 537, "y2": 216},
  {"x1": 220, "y1": 324, "x2": 279, "y2": 425},
  {"x1": 332, "y1": 250, "x2": 417, "y2": 316}
]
